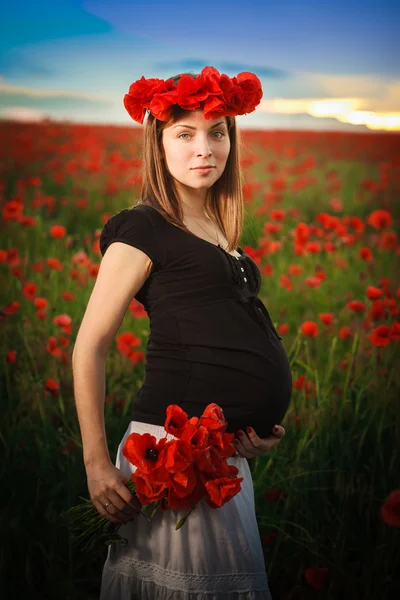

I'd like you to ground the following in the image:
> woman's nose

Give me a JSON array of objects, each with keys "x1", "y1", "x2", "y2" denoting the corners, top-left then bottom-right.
[
  {"x1": 196, "y1": 146, "x2": 212, "y2": 156},
  {"x1": 196, "y1": 138, "x2": 212, "y2": 155}
]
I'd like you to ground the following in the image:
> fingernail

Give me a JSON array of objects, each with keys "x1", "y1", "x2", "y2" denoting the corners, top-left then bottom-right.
[
  {"x1": 238, "y1": 431, "x2": 244, "y2": 437},
  {"x1": 246, "y1": 427, "x2": 253, "y2": 434},
  {"x1": 273, "y1": 426, "x2": 279, "y2": 432}
]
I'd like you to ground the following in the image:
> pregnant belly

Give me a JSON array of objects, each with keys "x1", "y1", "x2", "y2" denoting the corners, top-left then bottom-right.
[
  {"x1": 178, "y1": 343, "x2": 292, "y2": 439},
  {"x1": 146, "y1": 302, "x2": 293, "y2": 438}
]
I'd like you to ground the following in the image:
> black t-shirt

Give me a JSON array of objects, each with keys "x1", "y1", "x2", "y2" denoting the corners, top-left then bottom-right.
[{"x1": 100, "y1": 203, "x2": 292, "y2": 438}]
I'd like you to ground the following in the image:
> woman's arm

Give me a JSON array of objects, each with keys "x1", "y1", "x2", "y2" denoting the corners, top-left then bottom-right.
[
  {"x1": 72, "y1": 240, "x2": 153, "y2": 466},
  {"x1": 71, "y1": 241, "x2": 154, "y2": 523},
  {"x1": 72, "y1": 348, "x2": 111, "y2": 468}
]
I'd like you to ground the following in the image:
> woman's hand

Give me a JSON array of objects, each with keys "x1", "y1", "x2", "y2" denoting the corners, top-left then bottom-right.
[
  {"x1": 86, "y1": 460, "x2": 142, "y2": 525},
  {"x1": 232, "y1": 425, "x2": 286, "y2": 459}
]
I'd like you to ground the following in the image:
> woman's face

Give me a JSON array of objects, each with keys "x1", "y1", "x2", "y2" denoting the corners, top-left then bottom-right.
[{"x1": 161, "y1": 109, "x2": 231, "y2": 196}]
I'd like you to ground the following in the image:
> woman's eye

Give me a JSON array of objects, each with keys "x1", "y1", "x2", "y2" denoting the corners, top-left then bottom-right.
[{"x1": 178, "y1": 132, "x2": 224, "y2": 140}]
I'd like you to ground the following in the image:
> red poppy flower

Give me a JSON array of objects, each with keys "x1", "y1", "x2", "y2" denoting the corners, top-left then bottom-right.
[
  {"x1": 368, "y1": 324, "x2": 392, "y2": 347},
  {"x1": 204, "y1": 466, "x2": 243, "y2": 508},
  {"x1": 305, "y1": 567, "x2": 329, "y2": 590},
  {"x1": 346, "y1": 300, "x2": 366, "y2": 312},
  {"x1": 380, "y1": 489, "x2": 400, "y2": 527},
  {"x1": 366, "y1": 286, "x2": 383, "y2": 300},
  {"x1": 367, "y1": 209, "x2": 393, "y2": 230},
  {"x1": 319, "y1": 313, "x2": 334, "y2": 325},
  {"x1": 300, "y1": 321, "x2": 319, "y2": 337},
  {"x1": 124, "y1": 77, "x2": 174, "y2": 124},
  {"x1": 199, "y1": 403, "x2": 227, "y2": 432},
  {"x1": 164, "y1": 404, "x2": 190, "y2": 435},
  {"x1": 123, "y1": 432, "x2": 171, "y2": 475},
  {"x1": 359, "y1": 246, "x2": 373, "y2": 261}
]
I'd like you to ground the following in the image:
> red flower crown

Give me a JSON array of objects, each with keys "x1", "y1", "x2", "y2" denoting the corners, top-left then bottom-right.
[{"x1": 123, "y1": 65, "x2": 263, "y2": 125}]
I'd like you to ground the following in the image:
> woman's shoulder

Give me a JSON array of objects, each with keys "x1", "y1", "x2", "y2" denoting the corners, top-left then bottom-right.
[
  {"x1": 102, "y1": 203, "x2": 162, "y2": 230},
  {"x1": 100, "y1": 205, "x2": 146, "y2": 235},
  {"x1": 129, "y1": 202, "x2": 166, "y2": 226},
  {"x1": 132, "y1": 202, "x2": 163, "y2": 214},
  {"x1": 99, "y1": 203, "x2": 164, "y2": 265}
]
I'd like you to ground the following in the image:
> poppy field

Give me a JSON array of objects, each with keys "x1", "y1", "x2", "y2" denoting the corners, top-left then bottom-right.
[{"x1": 0, "y1": 120, "x2": 399, "y2": 599}]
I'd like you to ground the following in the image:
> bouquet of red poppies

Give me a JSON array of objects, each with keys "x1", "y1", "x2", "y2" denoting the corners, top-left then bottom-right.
[{"x1": 64, "y1": 403, "x2": 242, "y2": 551}]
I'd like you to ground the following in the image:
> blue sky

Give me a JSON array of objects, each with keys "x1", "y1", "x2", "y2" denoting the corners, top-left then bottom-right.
[{"x1": 1, "y1": 0, "x2": 399, "y2": 131}]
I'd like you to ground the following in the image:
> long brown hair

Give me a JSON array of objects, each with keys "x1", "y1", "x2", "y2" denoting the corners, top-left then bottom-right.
[{"x1": 130, "y1": 72, "x2": 246, "y2": 252}]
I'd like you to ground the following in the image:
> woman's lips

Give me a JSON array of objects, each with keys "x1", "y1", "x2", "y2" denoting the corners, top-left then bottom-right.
[{"x1": 192, "y1": 167, "x2": 214, "y2": 171}]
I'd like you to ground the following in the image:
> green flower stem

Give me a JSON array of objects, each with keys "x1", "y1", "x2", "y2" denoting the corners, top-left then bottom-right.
[{"x1": 62, "y1": 479, "x2": 157, "y2": 551}]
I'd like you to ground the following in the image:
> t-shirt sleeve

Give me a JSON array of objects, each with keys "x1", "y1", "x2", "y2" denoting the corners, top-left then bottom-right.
[{"x1": 99, "y1": 208, "x2": 163, "y2": 270}]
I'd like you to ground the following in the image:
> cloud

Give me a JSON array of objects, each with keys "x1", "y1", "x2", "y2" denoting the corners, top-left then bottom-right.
[
  {"x1": 0, "y1": 107, "x2": 48, "y2": 122},
  {"x1": 259, "y1": 96, "x2": 400, "y2": 131},
  {"x1": 299, "y1": 71, "x2": 400, "y2": 111},
  {"x1": 0, "y1": 77, "x2": 117, "y2": 103},
  {"x1": 254, "y1": 112, "x2": 369, "y2": 132},
  {"x1": 256, "y1": 71, "x2": 400, "y2": 130},
  {"x1": 0, "y1": 77, "x2": 120, "y2": 123}
]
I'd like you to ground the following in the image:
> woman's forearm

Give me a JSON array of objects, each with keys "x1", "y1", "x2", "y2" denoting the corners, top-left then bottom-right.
[{"x1": 72, "y1": 348, "x2": 111, "y2": 468}]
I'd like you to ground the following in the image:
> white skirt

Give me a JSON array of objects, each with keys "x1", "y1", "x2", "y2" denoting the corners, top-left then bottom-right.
[{"x1": 99, "y1": 421, "x2": 272, "y2": 600}]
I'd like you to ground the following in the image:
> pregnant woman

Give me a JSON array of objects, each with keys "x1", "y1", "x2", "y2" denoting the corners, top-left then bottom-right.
[{"x1": 72, "y1": 66, "x2": 292, "y2": 599}]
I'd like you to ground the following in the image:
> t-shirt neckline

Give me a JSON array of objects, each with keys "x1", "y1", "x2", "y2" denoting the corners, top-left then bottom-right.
[{"x1": 138, "y1": 204, "x2": 247, "y2": 260}]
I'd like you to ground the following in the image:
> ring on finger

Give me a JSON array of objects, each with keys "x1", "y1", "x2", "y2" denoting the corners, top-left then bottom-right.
[{"x1": 104, "y1": 501, "x2": 111, "y2": 509}]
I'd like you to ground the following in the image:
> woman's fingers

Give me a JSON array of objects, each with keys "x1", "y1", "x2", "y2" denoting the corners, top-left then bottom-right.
[
  {"x1": 106, "y1": 489, "x2": 139, "y2": 522},
  {"x1": 234, "y1": 432, "x2": 259, "y2": 458},
  {"x1": 260, "y1": 426, "x2": 286, "y2": 450},
  {"x1": 234, "y1": 425, "x2": 286, "y2": 457},
  {"x1": 118, "y1": 478, "x2": 143, "y2": 512},
  {"x1": 87, "y1": 463, "x2": 143, "y2": 524},
  {"x1": 92, "y1": 498, "x2": 122, "y2": 525},
  {"x1": 272, "y1": 425, "x2": 286, "y2": 438}
]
